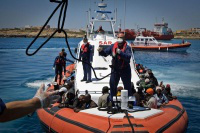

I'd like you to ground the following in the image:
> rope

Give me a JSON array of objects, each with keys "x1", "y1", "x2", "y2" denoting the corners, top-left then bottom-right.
[
  {"x1": 124, "y1": 110, "x2": 135, "y2": 133},
  {"x1": 25, "y1": 0, "x2": 112, "y2": 80}
]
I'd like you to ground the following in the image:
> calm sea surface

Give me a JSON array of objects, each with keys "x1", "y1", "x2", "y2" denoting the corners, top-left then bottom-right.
[{"x1": 0, "y1": 38, "x2": 199, "y2": 132}]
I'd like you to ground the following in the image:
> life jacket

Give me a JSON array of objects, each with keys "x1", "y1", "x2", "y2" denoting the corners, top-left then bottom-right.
[
  {"x1": 112, "y1": 42, "x2": 127, "y2": 68},
  {"x1": 81, "y1": 43, "x2": 90, "y2": 54},
  {"x1": 55, "y1": 56, "x2": 65, "y2": 66}
]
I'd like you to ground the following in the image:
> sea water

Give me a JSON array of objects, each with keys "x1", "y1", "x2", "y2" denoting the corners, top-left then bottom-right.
[{"x1": 0, "y1": 38, "x2": 199, "y2": 132}]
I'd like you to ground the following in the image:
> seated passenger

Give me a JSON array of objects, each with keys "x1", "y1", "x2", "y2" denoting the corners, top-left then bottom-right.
[
  {"x1": 140, "y1": 78, "x2": 153, "y2": 91},
  {"x1": 136, "y1": 74, "x2": 145, "y2": 86},
  {"x1": 81, "y1": 94, "x2": 97, "y2": 110},
  {"x1": 98, "y1": 86, "x2": 109, "y2": 108},
  {"x1": 58, "y1": 82, "x2": 75, "y2": 108},
  {"x1": 97, "y1": 26, "x2": 105, "y2": 33},
  {"x1": 154, "y1": 86, "x2": 169, "y2": 107},
  {"x1": 142, "y1": 88, "x2": 157, "y2": 109},
  {"x1": 57, "y1": 87, "x2": 68, "y2": 103},
  {"x1": 134, "y1": 87, "x2": 145, "y2": 106},
  {"x1": 147, "y1": 69, "x2": 158, "y2": 88},
  {"x1": 163, "y1": 84, "x2": 177, "y2": 101},
  {"x1": 73, "y1": 95, "x2": 86, "y2": 112},
  {"x1": 117, "y1": 86, "x2": 124, "y2": 96}
]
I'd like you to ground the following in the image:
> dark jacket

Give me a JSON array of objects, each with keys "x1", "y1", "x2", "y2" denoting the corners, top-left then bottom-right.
[
  {"x1": 99, "y1": 42, "x2": 132, "y2": 70},
  {"x1": 81, "y1": 100, "x2": 97, "y2": 109},
  {"x1": 53, "y1": 56, "x2": 74, "y2": 67},
  {"x1": 162, "y1": 90, "x2": 174, "y2": 101},
  {"x1": 79, "y1": 43, "x2": 93, "y2": 61}
]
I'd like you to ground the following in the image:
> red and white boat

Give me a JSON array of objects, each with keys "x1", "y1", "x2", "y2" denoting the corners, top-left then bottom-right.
[{"x1": 131, "y1": 36, "x2": 191, "y2": 51}]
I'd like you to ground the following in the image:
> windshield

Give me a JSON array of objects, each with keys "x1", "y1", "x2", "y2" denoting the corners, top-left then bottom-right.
[{"x1": 90, "y1": 22, "x2": 114, "y2": 35}]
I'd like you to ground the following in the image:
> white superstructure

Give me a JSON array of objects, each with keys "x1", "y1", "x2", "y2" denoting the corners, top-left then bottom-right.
[
  {"x1": 74, "y1": 0, "x2": 139, "y2": 103},
  {"x1": 134, "y1": 36, "x2": 172, "y2": 46}
]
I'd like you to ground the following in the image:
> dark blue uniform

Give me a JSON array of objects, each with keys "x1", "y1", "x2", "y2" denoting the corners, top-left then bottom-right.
[
  {"x1": 99, "y1": 42, "x2": 132, "y2": 100},
  {"x1": 80, "y1": 43, "x2": 93, "y2": 82},
  {"x1": 53, "y1": 56, "x2": 73, "y2": 84},
  {"x1": 0, "y1": 98, "x2": 6, "y2": 115}
]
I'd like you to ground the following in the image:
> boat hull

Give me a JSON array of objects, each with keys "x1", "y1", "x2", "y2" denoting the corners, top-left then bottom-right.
[
  {"x1": 132, "y1": 42, "x2": 191, "y2": 52},
  {"x1": 37, "y1": 100, "x2": 188, "y2": 133},
  {"x1": 37, "y1": 64, "x2": 188, "y2": 133}
]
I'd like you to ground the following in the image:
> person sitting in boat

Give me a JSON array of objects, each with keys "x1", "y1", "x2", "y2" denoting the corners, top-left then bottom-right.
[
  {"x1": 58, "y1": 82, "x2": 75, "y2": 108},
  {"x1": 82, "y1": 94, "x2": 97, "y2": 109},
  {"x1": 154, "y1": 86, "x2": 169, "y2": 108},
  {"x1": 136, "y1": 64, "x2": 140, "y2": 71},
  {"x1": 140, "y1": 78, "x2": 153, "y2": 91},
  {"x1": 117, "y1": 86, "x2": 124, "y2": 96},
  {"x1": 147, "y1": 69, "x2": 158, "y2": 89},
  {"x1": 134, "y1": 87, "x2": 145, "y2": 106},
  {"x1": 98, "y1": 33, "x2": 132, "y2": 103},
  {"x1": 80, "y1": 37, "x2": 93, "y2": 83},
  {"x1": 73, "y1": 94, "x2": 97, "y2": 113},
  {"x1": 162, "y1": 84, "x2": 177, "y2": 101},
  {"x1": 57, "y1": 86, "x2": 68, "y2": 103},
  {"x1": 142, "y1": 88, "x2": 157, "y2": 109},
  {"x1": 136, "y1": 74, "x2": 145, "y2": 86},
  {"x1": 97, "y1": 25, "x2": 105, "y2": 34},
  {"x1": 98, "y1": 86, "x2": 109, "y2": 108},
  {"x1": 73, "y1": 95, "x2": 86, "y2": 112},
  {"x1": 137, "y1": 64, "x2": 146, "y2": 74}
]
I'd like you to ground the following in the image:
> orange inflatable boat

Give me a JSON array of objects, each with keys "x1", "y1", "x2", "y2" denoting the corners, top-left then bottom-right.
[
  {"x1": 37, "y1": 64, "x2": 188, "y2": 133},
  {"x1": 37, "y1": 100, "x2": 188, "y2": 133}
]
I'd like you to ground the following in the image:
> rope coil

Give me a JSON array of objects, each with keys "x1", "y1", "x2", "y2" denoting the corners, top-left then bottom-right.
[{"x1": 25, "y1": 0, "x2": 111, "y2": 80}]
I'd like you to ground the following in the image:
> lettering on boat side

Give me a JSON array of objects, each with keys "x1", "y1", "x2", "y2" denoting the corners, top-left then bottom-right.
[{"x1": 99, "y1": 41, "x2": 112, "y2": 45}]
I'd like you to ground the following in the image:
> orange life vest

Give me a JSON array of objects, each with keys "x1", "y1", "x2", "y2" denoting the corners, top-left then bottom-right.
[
  {"x1": 55, "y1": 57, "x2": 65, "y2": 66},
  {"x1": 81, "y1": 43, "x2": 90, "y2": 54},
  {"x1": 112, "y1": 42, "x2": 127, "y2": 68}
]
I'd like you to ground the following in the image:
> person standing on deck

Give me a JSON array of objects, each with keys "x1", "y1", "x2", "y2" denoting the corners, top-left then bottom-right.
[
  {"x1": 98, "y1": 33, "x2": 132, "y2": 101},
  {"x1": 60, "y1": 49, "x2": 74, "y2": 76},
  {"x1": 61, "y1": 48, "x2": 67, "y2": 74},
  {"x1": 80, "y1": 37, "x2": 93, "y2": 83},
  {"x1": 53, "y1": 51, "x2": 74, "y2": 85},
  {"x1": 53, "y1": 52, "x2": 65, "y2": 85}
]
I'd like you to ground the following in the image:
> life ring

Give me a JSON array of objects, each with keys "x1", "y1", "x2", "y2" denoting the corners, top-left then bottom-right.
[{"x1": 158, "y1": 43, "x2": 161, "y2": 46}]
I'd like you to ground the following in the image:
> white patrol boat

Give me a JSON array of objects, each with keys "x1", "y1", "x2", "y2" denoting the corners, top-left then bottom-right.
[
  {"x1": 74, "y1": 0, "x2": 139, "y2": 103},
  {"x1": 37, "y1": 1, "x2": 188, "y2": 132}
]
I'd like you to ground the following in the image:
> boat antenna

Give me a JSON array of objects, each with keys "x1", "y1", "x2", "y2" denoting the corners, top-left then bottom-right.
[{"x1": 124, "y1": 0, "x2": 127, "y2": 35}]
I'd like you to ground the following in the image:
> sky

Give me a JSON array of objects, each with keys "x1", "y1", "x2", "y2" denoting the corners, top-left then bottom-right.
[{"x1": 0, "y1": 0, "x2": 199, "y2": 31}]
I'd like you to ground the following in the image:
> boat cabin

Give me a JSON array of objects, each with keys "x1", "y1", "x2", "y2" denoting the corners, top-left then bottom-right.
[{"x1": 134, "y1": 36, "x2": 159, "y2": 45}]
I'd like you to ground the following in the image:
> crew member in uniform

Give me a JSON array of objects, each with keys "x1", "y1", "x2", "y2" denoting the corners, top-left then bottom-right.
[
  {"x1": 80, "y1": 37, "x2": 93, "y2": 83},
  {"x1": 53, "y1": 52, "x2": 65, "y2": 85},
  {"x1": 98, "y1": 33, "x2": 132, "y2": 101}
]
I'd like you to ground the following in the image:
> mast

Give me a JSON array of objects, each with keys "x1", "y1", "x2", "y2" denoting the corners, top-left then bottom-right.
[{"x1": 87, "y1": 0, "x2": 116, "y2": 38}]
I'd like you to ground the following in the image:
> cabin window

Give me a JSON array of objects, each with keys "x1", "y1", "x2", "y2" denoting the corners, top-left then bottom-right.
[
  {"x1": 141, "y1": 39, "x2": 144, "y2": 41},
  {"x1": 137, "y1": 38, "x2": 140, "y2": 41},
  {"x1": 150, "y1": 39, "x2": 153, "y2": 41}
]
